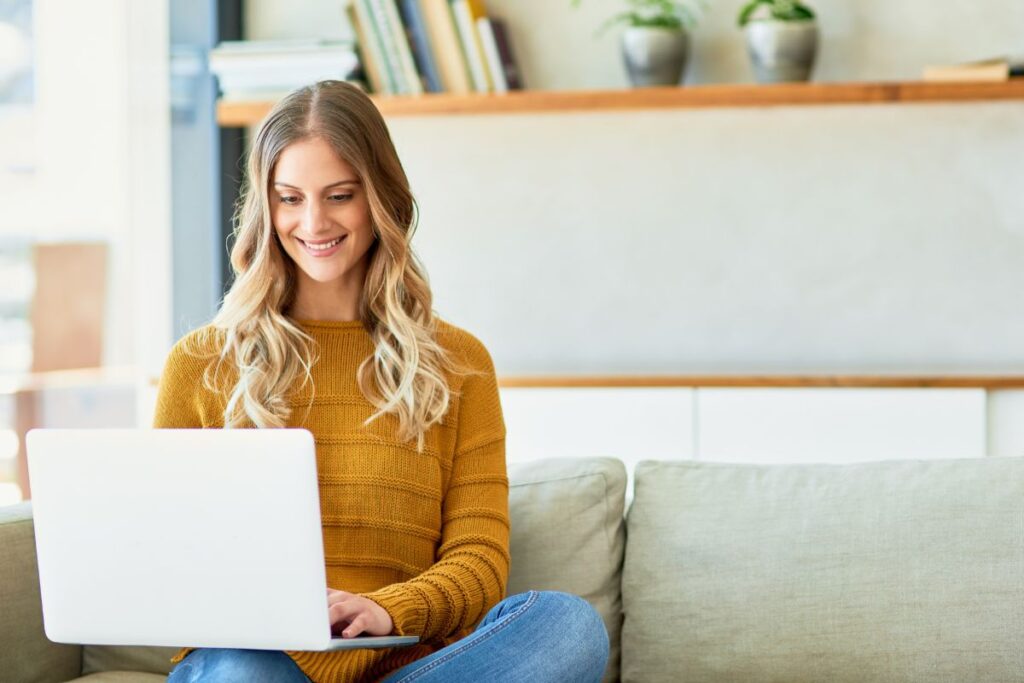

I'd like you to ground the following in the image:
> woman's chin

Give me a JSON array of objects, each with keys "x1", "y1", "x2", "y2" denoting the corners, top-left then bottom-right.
[
  {"x1": 298, "y1": 265, "x2": 349, "y2": 284},
  {"x1": 289, "y1": 251, "x2": 369, "y2": 286}
]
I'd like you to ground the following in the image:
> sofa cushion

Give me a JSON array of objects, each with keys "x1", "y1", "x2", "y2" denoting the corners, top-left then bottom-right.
[
  {"x1": 621, "y1": 457, "x2": 1024, "y2": 683},
  {"x1": 71, "y1": 673, "x2": 166, "y2": 682},
  {"x1": 507, "y1": 457, "x2": 626, "y2": 683},
  {"x1": 82, "y1": 645, "x2": 177, "y2": 677},
  {"x1": 0, "y1": 502, "x2": 82, "y2": 683}
]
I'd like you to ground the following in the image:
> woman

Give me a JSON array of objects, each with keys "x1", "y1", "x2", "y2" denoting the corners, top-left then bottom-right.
[{"x1": 155, "y1": 80, "x2": 609, "y2": 683}]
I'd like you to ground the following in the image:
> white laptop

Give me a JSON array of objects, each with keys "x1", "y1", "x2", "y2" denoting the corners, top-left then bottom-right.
[{"x1": 25, "y1": 428, "x2": 420, "y2": 652}]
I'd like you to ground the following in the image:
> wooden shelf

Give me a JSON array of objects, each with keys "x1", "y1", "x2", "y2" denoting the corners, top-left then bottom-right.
[
  {"x1": 497, "y1": 375, "x2": 1024, "y2": 389},
  {"x1": 129, "y1": 373, "x2": 1024, "y2": 390},
  {"x1": 0, "y1": 366, "x2": 140, "y2": 395},
  {"x1": 217, "y1": 80, "x2": 1024, "y2": 126}
]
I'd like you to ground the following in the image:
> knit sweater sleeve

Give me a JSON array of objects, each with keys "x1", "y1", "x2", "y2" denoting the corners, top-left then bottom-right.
[
  {"x1": 152, "y1": 329, "x2": 221, "y2": 429},
  {"x1": 359, "y1": 334, "x2": 510, "y2": 641}
]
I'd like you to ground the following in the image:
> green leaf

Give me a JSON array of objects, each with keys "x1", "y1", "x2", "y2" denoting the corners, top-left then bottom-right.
[
  {"x1": 574, "y1": 0, "x2": 705, "y2": 32},
  {"x1": 737, "y1": 0, "x2": 770, "y2": 27},
  {"x1": 790, "y1": 4, "x2": 816, "y2": 20},
  {"x1": 773, "y1": 3, "x2": 815, "y2": 21},
  {"x1": 737, "y1": 0, "x2": 816, "y2": 25}
]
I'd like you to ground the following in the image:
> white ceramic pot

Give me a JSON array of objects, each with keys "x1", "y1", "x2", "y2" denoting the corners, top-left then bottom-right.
[
  {"x1": 744, "y1": 19, "x2": 818, "y2": 83},
  {"x1": 621, "y1": 27, "x2": 690, "y2": 87}
]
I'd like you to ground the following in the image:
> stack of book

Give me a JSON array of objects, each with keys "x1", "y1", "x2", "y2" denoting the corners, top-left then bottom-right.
[
  {"x1": 209, "y1": 39, "x2": 363, "y2": 101},
  {"x1": 346, "y1": 0, "x2": 524, "y2": 95},
  {"x1": 922, "y1": 56, "x2": 1024, "y2": 83}
]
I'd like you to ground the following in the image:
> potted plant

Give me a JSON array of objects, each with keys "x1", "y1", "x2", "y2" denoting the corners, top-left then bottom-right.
[
  {"x1": 738, "y1": 0, "x2": 818, "y2": 83},
  {"x1": 571, "y1": 0, "x2": 707, "y2": 88}
]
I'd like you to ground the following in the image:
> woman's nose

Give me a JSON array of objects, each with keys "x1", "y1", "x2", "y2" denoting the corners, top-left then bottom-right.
[{"x1": 302, "y1": 200, "x2": 329, "y2": 233}]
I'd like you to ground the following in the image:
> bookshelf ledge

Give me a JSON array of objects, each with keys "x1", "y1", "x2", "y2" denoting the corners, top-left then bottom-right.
[
  {"x1": 216, "y1": 80, "x2": 1024, "y2": 125},
  {"x1": 496, "y1": 375, "x2": 1024, "y2": 389}
]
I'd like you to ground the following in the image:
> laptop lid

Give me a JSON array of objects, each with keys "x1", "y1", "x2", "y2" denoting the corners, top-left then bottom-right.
[{"x1": 26, "y1": 428, "x2": 342, "y2": 651}]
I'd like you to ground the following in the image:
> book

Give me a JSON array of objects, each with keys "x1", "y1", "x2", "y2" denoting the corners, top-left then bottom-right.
[
  {"x1": 210, "y1": 38, "x2": 356, "y2": 56},
  {"x1": 420, "y1": 0, "x2": 472, "y2": 94},
  {"x1": 476, "y1": 17, "x2": 507, "y2": 93},
  {"x1": 488, "y1": 17, "x2": 524, "y2": 90},
  {"x1": 366, "y1": 0, "x2": 416, "y2": 94},
  {"x1": 398, "y1": 0, "x2": 444, "y2": 93},
  {"x1": 380, "y1": 0, "x2": 426, "y2": 95},
  {"x1": 346, "y1": 1, "x2": 388, "y2": 94},
  {"x1": 476, "y1": 17, "x2": 523, "y2": 93},
  {"x1": 922, "y1": 57, "x2": 1024, "y2": 83},
  {"x1": 209, "y1": 40, "x2": 362, "y2": 100},
  {"x1": 356, "y1": 0, "x2": 401, "y2": 94},
  {"x1": 450, "y1": 0, "x2": 492, "y2": 93}
]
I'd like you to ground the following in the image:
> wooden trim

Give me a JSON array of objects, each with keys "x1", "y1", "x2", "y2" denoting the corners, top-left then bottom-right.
[
  {"x1": 12, "y1": 370, "x2": 1024, "y2": 394},
  {"x1": 497, "y1": 375, "x2": 1024, "y2": 389},
  {"x1": 14, "y1": 390, "x2": 36, "y2": 499},
  {"x1": 0, "y1": 366, "x2": 139, "y2": 395},
  {"x1": 129, "y1": 372, "x2": 1024, "y2": 389},
  {"x1": 217, "y1": 80, "x2": 1024, "y2": 126}
]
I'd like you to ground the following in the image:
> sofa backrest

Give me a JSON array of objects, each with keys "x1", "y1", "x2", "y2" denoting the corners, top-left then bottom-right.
[
  {"x1": 80, "y1": 644, "x2": 179, "y2": 677},
  {"x1": 2, "y1": 456, "x2": 629, "y2": 682},
  {"x1": 0, "y1": 502, "x2": 82, "y2": 683},
  {"x1": 507, "y1": 457, "x2": 627, "y2": 683},
  {"x1": 621, "y1": 457, "x2": 1024, "y2": 683}
]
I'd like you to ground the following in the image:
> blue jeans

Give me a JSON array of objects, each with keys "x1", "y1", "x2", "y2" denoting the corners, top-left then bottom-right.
[{"x1": 167, "y1": 590, "x2": 608, "y2": 682}]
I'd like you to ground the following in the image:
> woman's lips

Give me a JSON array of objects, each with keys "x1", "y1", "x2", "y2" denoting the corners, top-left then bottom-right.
[{"x1": 298, "y1": 235, "x2": 346, "y2": 258}]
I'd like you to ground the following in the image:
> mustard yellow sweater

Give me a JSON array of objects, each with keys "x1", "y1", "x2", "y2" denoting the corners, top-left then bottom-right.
[{"x1": 152, "y1": 318, "x2": 509, "y2": 683}]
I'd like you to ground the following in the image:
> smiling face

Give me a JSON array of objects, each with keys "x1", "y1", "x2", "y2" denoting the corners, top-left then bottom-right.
[{"x1": 270, "y1": 136, "x2": 376, "y2": 316}]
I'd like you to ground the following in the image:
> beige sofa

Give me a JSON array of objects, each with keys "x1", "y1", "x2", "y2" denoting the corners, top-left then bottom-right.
[{"x1": 4, "y1": 455, "x2": 1024, "y2": 682}]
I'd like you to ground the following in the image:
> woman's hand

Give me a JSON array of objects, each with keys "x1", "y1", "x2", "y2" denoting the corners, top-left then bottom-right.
[{"x1": 327, "y1": 588, "x2": 394, "y2": 638}]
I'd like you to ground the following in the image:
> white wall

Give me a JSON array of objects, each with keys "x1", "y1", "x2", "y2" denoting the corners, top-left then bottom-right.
[
  {"x1": 241, "y1": 0, "x2": 1024, "y2": 375},
  {"x1": 0, "y1": 0, "x2": 130, "y2": 366},
  {"x1": 125, "y1": 0, "x2": 172, "y2": 424},
  {"x1": 0, "y1": 0, "x2": 171, "y2": 390},
  {"x1": 395, "y1": 103, "x2": 1024, "y2": 373}
]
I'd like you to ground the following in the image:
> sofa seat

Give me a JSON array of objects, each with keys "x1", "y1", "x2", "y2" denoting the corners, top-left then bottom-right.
[
  {"x1": 73, "y1": 673, "x2": 168, "y2": 682},
  {"x1": 0, "y1": 457, "x2": 628, "y2": 683},
  {"x1": 9, "y1": 453, "x2": 1024, "y2": 682}
]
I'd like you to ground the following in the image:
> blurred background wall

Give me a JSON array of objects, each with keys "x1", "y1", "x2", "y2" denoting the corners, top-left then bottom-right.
[
  {"x1": 240, "y1": 0, "x2": 1024, "y2": 373},
  {"x1": 0, "y1": 0, "x2": 171, "y2": 372},
  {"x1": 0, "y1": 0, "x2": 170, "y2": 502},
  {"x1": 1, "y1": 0, "x2": 1022, "y2": 504}
]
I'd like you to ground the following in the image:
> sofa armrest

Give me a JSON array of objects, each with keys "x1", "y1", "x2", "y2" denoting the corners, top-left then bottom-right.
[{"x1": 0, "y1": 502, "x2": 82, "y2": 683}]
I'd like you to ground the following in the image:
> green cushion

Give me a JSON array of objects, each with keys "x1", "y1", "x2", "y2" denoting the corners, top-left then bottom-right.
[
  {"x1": 0, "y1": 502, "x2": 82, "y2": 683},
  {"x1": 81, "y1": 645, "x2": 177, "y2": 677},
  {"x1": 508, "y1": 457, "x2": 626, "y2": 683},
  {"x1": 70, "y1": 673, "x2": 166, "y2": 682},
  {"x1": 622, "y1": 458, "x2": 1024, "y2": 682}
]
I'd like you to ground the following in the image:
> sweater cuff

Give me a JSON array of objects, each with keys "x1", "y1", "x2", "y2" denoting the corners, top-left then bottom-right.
[{"x1": 360, "y1": 583, "x2": 428, "y2": 637}]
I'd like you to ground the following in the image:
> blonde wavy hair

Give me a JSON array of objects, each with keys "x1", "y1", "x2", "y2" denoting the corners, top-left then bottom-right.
[{"x1": 201, "y1": 80, "x2": 464, "y2": 451}]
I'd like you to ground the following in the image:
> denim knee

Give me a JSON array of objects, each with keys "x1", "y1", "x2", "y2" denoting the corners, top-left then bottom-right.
[
  {"x1": 534, "y1": 591, "x2": 610, "y2": 676},
  {"x1": 168, "y1": 648, "x2": 309, "y2": 683}
]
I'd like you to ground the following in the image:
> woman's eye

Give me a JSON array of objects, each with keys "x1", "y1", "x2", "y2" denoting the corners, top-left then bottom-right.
[
  {"x1": 330, "y1": 194, "x2": 353, "y2": 202},
  {"x1": 279, "y1": 196, "x2": 300, "y2": 205}
]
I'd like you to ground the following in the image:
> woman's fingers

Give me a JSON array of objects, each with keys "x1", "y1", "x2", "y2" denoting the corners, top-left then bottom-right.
[
  {"x1": 329, "y1": 601, "x2": 366, "y2": 637},
  {"x1": 327, "y1": 589, "x2": 352, "y2": 606},
  {"x1": 329, "y1": 600, "x2": 358, "y2": 624},
  {"x1": 342, "y1": 614, "x2": 366, "y2": 639},
  {"x1": 326, "y1": 592, "x2": 393, "y2": 638},
  {"x1": 327, "y1": 588, "x2": 365, "y2": 638}
]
